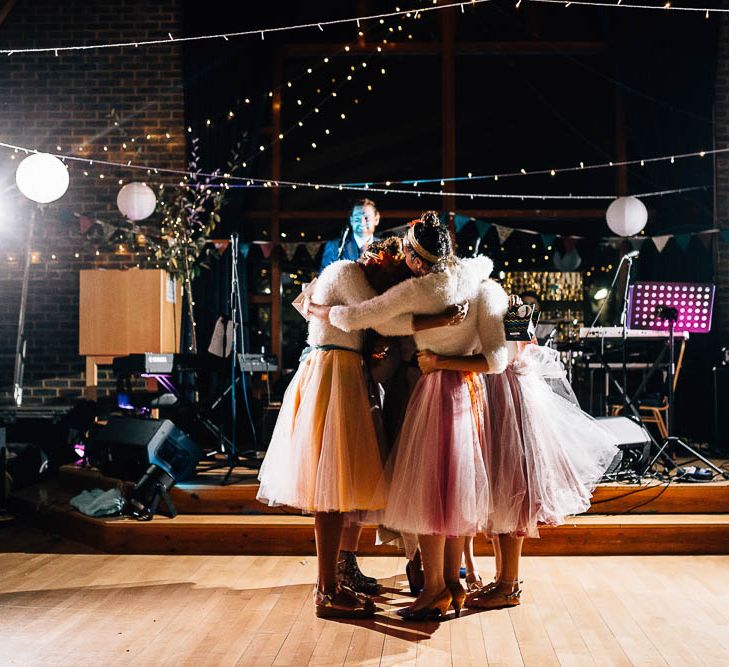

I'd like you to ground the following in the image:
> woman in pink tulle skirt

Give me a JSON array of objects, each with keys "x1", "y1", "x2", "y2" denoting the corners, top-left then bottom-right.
[
  {"x1": 417, "y1": 341, "x2": 619, "y2": 610},
  {"x1": 320, "y1": 214, "x2": 510, "y2": 620}
]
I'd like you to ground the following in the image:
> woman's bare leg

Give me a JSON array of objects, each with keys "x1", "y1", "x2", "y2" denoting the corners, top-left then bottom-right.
[
  {"x1": 314, "y1": 512, "x2": 344, "y2": 593},
  {"x1": 339, "y1": 523, "x2": 362, "y2": 552},
  {"x1": 414, "y1": 534, "x2": 446, "y2": 607}
]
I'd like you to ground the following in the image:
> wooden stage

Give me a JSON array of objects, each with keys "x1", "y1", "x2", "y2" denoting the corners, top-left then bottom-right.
[
  {"x1": 2, "y1": 523, "x2": 729, "y2": 666},
  {"x1": 7, "y1": 461, "x2": 729, "y2": 557}
]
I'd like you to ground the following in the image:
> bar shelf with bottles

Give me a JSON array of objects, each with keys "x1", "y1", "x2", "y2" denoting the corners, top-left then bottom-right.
[{"x1": 501, "y1": 271, "x2": 586, "y2": 343}]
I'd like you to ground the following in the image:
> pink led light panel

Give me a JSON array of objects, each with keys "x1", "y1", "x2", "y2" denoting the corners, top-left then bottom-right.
[{"x1": 628, "y1": 282, "x2": 715, "y2": 334}]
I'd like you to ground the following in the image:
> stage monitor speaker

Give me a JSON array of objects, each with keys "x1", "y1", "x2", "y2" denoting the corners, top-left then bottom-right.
[
  {"x1": 88, "y1": 417, "x2": 201, "y2": 482},
  {"x1": 260, "y1": 403, "x2": 281, "y2": 450},
  {"x1": 595, "y1": 416, "x2": 652, "y2": 478}
]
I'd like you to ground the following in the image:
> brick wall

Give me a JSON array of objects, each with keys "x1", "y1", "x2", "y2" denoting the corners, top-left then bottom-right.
[
  {"x1": 0, "y1": 0, "x2": 186, "y2": 405},
  {"x1": 716, "y1": 6, "x2": 729, "y2": 335}
]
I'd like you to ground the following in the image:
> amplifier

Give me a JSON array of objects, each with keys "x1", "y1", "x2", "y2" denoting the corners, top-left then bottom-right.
[
  {"x1": 238, "y1": 353, "x2": 278, "y2": 373},
  {"x1": 87, "y1": 417, "x2": 201, "y2": 482},
  {"x1": 595, "y1": 416, "x2": 652, "y2": 478}
]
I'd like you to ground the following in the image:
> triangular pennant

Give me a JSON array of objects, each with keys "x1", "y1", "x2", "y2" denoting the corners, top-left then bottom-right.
[
  {"x1": 210, "y1": 239, "x2": 230, "y2": 255},
  {"x1": 674, "y1": 234, "x2": 691, "y2": 251},
  {"x1": 698, "y1": 232, "x2": 713, "y2": 249},
  {"x1": 553, "y1": 248, "x2": 582, "y2": 272},
  {"x1": 475, "y1": 220, "x2": 491, "y2": 238},
  {"x1": 239, "y1": 243, "x2": 251, "y2": 259},
  {"x1": 59, "y1": 208, "x2": 76, "y2": 226},
  {"x1": 540, "y1": 233, "x2": 557, "y2": 248},
  {"x1": 561, "y1": 236, "x2": 577, "y2": 252},
  {"x1": 282, "y1": 243, "x2": 299, "y2": 261},
  {"x1": 631, "y1": 237, "x2": 647, "y2": 251},
  {"x1": 453, "y1": 214, "x2": 471, "y2": 233},
  {"x1": 305, "y1": 242, "x2": 322, "y2": 260},
  {"x1": 495, "y1": 225, "x2": 513, "y2": 245},
  {"x1": 720, "y1": 230, "x2": 729, "y2": 243},
  {"x1": 652, "y1": 235, "x2": 671, "y2": 253},
  {"x1": 79, "y1": 215, "x2": 95, "y2": 235},
  {"x1": 259, "y1": 242, "x2": 274, "y2": 259}
]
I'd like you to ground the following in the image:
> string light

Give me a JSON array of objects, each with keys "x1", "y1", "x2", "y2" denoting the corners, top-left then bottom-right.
[
  {"x1": 525, "y1": 0, "x2": 726, "y2": 12},
  {"x1": 1, "y1": 139, "x2": 710, "y2": 202},
  {"x1": 345, "y1": 146, "x2": 725, "y2": 188}
]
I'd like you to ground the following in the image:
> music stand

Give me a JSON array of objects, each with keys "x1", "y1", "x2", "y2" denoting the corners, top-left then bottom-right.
[{"x1": 628, "y1": 281, "x2": 728, "y2": 479}]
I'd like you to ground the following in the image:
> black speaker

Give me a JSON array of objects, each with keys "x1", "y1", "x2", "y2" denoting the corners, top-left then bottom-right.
[
  {"x1": 712, "y1": 366, "x2": 729, "y2": 455},
  {"x1": 260, "y1": 403, "x2": 282, "y2": 450},
  {"x1": 595, "y1": 416, "x2": 652, "y2": 478},
  {"x1": 88, "y1": 417, "x2": 201, "y2": 482}
]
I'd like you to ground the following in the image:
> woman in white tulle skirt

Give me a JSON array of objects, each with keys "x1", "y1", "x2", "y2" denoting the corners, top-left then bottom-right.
[{"x1": 417, "y1": 341, "x2": 618, "y2": 610}]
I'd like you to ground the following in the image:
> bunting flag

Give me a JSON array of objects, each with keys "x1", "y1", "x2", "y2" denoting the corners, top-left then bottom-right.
[
  {"x1": 561, "y1": 236, "x2": 578, "y2": 252},
  {"x1": 259, "y1": 242, "x2": 274, "y2": 259},
  {"x1": 209, "y1": 239, "x2": 230, "y2": 255},
  {"x1": 453, "y1": 213, "x2": 471, "y2": 233},
  {"x1": 631, "y1": 237, "x2": 648, "y2": 251},
  {"x1": 495, "y1": 225, "x2": 513, "y2": 245},
  {"x1": 720, "y1": 230, "x2": 729, "y2": 243},
  {"x1": 239, "y1": 243, "x2": 251, "y2": 259},
  {"x1": 305, "y1": 242, "x2": 321, "y2": 260},
  {"x1": 475, "y1": 220, "x2": 491, "y2": 238},
  {"x1": 78, "y1": 215, "x2": 96, "y2": 235},
  {"x1": 698, "y1": 232, "x2": 713, "y2": 249},
  {"x1": 652, "y1": 235, "x2": 671, "y2": 253},
  {"x1": 540, "y1": 233, "x2": 556, "y2": 248},
  {"x1": 282, "y1": 243, "x2": 299, "y2": 261},
  {"x1": 674, "y1": 234, "x2": 692, "y2": 251}
]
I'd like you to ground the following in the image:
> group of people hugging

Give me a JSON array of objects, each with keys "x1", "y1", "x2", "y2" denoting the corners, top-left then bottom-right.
[{"x1": 257, "y1": 210, "x2": 618, "y2": 621}]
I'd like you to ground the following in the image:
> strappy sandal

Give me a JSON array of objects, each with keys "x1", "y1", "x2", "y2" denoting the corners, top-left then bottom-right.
[
  {"x1": 465, "y1": 572, "x2": 484, "y2": 592},
  {"x1": 465, "y1": 579, "x2": 522, "y2": 610},
  {"x1": 314, "y1": 584, "x2": 376, "y2": 619}
]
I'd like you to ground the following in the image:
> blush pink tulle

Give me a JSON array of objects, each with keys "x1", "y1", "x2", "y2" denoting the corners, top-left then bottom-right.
[{"x1": 382, "y1": 370, "x2": 489, "y2": 537}]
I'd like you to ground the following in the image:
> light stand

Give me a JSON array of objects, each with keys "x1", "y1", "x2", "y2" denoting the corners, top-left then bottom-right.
[
  {"x1": 641, "y1": 306, "x2": 729, "y2": 479},
  {"x1": 12, "y1": 206, "x2": 37, "y2": 406}
]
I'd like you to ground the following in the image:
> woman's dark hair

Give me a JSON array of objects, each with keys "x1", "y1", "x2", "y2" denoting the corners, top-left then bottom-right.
[{"x1": 411, "y1": 211, "x2": 452, "y2": 261}]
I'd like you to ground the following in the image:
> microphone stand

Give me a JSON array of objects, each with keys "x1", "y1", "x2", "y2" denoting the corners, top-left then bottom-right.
[
  {"x1": 336, "y1": 227, "x2": 350, "y2": 260},
  {"x1": 619, "y1": 254, "x2": 635, "y2": 415}
]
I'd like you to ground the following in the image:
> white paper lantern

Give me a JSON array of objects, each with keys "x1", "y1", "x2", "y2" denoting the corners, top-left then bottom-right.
[
  {"x1": 606, "y1": 196, "x2": 648, "y2": 237},
  {"x1": 15, "y1": 153, "x2": 70, "y2": 204},
  {"x1": 116, "y1": 182, "x2": 157, "y2": 221}
]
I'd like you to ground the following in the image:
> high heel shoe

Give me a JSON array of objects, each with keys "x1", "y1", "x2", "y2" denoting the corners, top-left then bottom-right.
[
  {"x1": 405, "y1": 559, "x2": 424, "y2": 597},
  {"x1": 397, "y1": 588, "x2": 453, "y2": 621},
  {"x1": 447, "y1": 581, "x2": 467, "y2": 618},
  {"x1": 465, "y1": 579, "x2": 522, "y2": 610}
]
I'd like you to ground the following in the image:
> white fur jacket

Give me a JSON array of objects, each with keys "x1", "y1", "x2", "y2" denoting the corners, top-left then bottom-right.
[
  {"x1": 306, "y1": 260, "x2": 411, "y2": 350},
  {"x1": 328, "y1": 256, "x2": 509, "y2": 374}
]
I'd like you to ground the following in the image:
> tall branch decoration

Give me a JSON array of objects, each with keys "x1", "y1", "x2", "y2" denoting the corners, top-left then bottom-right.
[{"x1": 154, "y1": 137, "x2": 242, "y2": 353}]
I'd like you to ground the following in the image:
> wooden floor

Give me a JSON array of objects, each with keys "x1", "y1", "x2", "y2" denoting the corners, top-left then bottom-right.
[{"x1": 2, "y1": 523, "x2": 729, "y2": 666}]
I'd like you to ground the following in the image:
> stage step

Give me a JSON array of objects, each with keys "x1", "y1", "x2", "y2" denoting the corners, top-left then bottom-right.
[
  {"x1": 57, "y1": 464, "x2": 729, "y2": 516},
  {"x1": 10, "y1": 481, "x2": 729, "y2": 556}
]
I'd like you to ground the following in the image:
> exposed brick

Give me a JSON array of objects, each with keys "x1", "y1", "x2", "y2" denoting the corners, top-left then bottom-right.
[{"x1": 0, "y1": 0, "x2": 186, "y2": 406}]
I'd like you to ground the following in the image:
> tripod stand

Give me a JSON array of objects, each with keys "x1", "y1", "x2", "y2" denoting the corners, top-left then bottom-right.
[
  {"x1": 219, "y1": 232, "x2": 258, "y2": 484},
  {"x1": 641, "y1": 307, "x2": 729, "y2": 480}
]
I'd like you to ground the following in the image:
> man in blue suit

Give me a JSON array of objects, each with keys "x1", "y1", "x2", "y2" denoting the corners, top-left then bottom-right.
[{"x1": 320, "y1": 198, "x2": 381, "y2": 270}]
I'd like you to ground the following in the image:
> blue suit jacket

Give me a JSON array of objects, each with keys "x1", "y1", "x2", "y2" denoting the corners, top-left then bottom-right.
[{"x1": 320, "y1": 234, "x2": 381, "y2": 271}]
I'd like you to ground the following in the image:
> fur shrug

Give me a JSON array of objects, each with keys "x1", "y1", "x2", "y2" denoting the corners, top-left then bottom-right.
[
  {"x1": 306, "y1": 259, "x2": 411, "y2": 350},
  {"x1": 328, "y1": 256, "x2": 509, "y2": 373}
]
